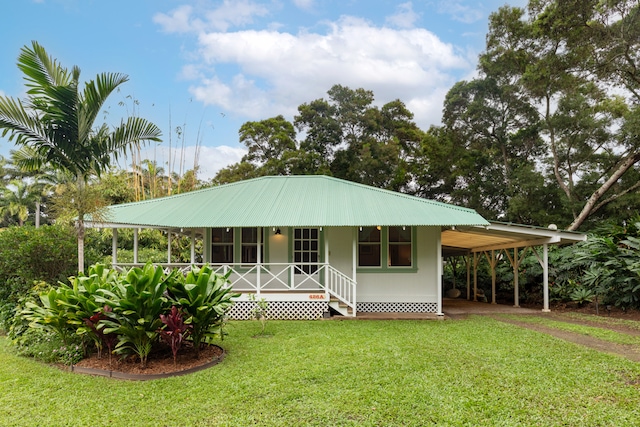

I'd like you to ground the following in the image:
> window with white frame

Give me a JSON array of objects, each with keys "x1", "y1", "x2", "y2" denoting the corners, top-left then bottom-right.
[
  {"x1": 358, "y1": 226, "x2": 381, "y2": 267},
  {"x1": 388, "y1": 226, "x2": 412, "y2": 267},
  {"x1": 241, "y1": 227, "x2": 263, "y2": 264},
  {"x1": 293, "y1": 228, "x2": 319, "y2": 274},
  {"x1": 211, "y1": 228, "x2": 233, "y2": 263}
]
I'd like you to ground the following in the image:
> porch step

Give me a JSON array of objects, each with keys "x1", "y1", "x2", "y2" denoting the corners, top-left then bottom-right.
[{"x1": 329, "y1": 300, "x2": 353, "y2": 317}]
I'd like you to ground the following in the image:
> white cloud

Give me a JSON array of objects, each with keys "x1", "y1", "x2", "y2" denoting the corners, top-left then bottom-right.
[
  {"x1": 385, "y1": 2, "x2": 420, "y2": 29},
  {"x1": 438, "y1": 1, "x2": 483, "y2": 24},
  {"x1": 185, "y1": 16, "x2": 470, "y2": 128},
  {"x1": 154, "y1": 1, "x2": 269, "y2": 33},
  {"x1": 292, "y1": 0, "x2": 314, "y2": 11}
]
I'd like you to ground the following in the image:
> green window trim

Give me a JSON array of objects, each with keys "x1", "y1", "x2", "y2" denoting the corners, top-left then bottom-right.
[{"x1": 357, "y1": 226, "x2": 417, "y2": 273}]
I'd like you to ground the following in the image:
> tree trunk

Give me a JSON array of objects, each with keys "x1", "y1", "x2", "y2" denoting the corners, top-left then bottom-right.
[
  {"x1": 568, "y1": 152, "x2": 640, "y2": 231},
  {"x1": 77, "y1": 176, "x2": 86, "y2": 273}
]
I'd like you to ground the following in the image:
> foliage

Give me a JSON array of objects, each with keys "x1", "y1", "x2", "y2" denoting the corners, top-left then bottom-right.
[
  {"x1": 158, "y1": 305, "x2": 191, "y2": 366},
  {"x1": 554, "y1": 217, "x2": 640, "y2": 309},
  {"x1": 0, "y1": 225, "x2": 81, "y2": 304},
  {"x1": 569, "y1": 287, "x2": 595, "y2": 307},
  {"x1": 12, "y1": 263, "x2": 237, "y2": 368},
  {"x1": 0, "y1": 41, "x2": 162, "y2": 272},
  {"x1": 9, "y1": 327, "x2": 84, "y2": 366},
  {"x1": 168, "y1": 265, "x2": 237, "y2": 357},
  {"x1": 248, "y1": 293, "x2": 269, "y2": 335},
  {"x1": 214, "y1": 84, "x2": 424, "y2": 192},
  {"x1": 98, "y1": 264, "x2": 175, "y2": 368}
]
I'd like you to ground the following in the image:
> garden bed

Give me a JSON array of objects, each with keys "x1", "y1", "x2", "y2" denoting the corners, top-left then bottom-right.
[{"x1": 71, "y1": 343, "x2": 224, "y2": 380}]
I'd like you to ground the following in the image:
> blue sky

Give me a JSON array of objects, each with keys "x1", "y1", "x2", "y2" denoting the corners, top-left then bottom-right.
[{"x1": 1, "y1": 0, "x2": 524, "y2": 180}]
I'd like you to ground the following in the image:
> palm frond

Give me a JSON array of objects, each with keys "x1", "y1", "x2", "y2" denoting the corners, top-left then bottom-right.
[
  {"x1": 107, "y1": 117, "x2": 162, "y2": 160},
  {"x1": 17, "y1": 41, "x2": 72, "y2": 95}
]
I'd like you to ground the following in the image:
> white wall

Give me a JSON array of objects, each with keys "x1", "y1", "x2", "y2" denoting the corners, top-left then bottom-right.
[{"x1": 328, "y1": 226, "x2": 440, "y2": 303}]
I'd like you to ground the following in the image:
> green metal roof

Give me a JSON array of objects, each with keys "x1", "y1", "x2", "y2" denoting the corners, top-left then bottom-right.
[{"x1": 95, "y1": 175, "x2": 489, "y2": 228}]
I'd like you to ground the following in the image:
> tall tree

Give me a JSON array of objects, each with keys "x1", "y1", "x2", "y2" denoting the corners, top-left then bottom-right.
[
  {"x1": 480, "y1": 1, "x2": 640, "y2": 230},
  {"x1": 0, "y1": 41, "x2": 161, "y2": 271}
]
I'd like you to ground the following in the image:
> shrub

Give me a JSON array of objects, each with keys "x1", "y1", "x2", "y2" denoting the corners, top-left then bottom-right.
[
  {"x1": 99, "y1": 264, "x2": 176, "y2": 368},
  {"x1": 168, "y1": 265, "x2": 237, "y2": 357},
  {"x1": 0, "y1": 225, "x2": 79, "y2": 304},
  {"x1": 13, "y1": 263, "x2": 237, "y2": 368}
]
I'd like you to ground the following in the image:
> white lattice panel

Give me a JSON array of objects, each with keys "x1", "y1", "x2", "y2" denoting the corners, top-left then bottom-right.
[
  {"x1": 228, "y1": 301, "x2": 328, "y2": 320},
  {"x1": 357, "y1": 302, "x2": 438, "y2": 313}
]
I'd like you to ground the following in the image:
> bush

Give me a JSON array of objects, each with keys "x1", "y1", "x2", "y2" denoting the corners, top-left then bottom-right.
[
  {"x1": 13, "y1": 263, "x2": 237, "y2": 368},
  {"x1": 0, "y1": 225, "x2": 78, "y2": 304}
]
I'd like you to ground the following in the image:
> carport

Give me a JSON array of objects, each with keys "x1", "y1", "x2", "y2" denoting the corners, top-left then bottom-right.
[{"x1": 441, "y1": 222, "x2": 586, "y2": 312}]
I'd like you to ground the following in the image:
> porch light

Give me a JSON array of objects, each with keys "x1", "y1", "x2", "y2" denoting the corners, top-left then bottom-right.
[
  {"x1": 275, "y1": 228, "x2": 282, "y2": 235},
  {"x1": 376, "y1": 226, "x2": 381, "y2": 231}
]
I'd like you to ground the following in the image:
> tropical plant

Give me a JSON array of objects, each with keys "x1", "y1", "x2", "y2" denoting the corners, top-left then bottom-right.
[
  {"x1": 248, "y1": 293, "x2": 269, "y2": 336},
  {"x1": 21, "y1": 286, "x2": 75, "y2": 345},
  {"x1": 0, "y1": 41, "x2": 162, "y2": 272},
  {"x1": 99, "y1": 263, "x2": 175, "y2": 368},
  {"x1": 158, "y1": 306, "x2": 191, "y2": 366},
  {"x1": 569, "y1": 287, "x2": 594, "y2": 307},
  {"x1": 169, "y1": 265, "x2": 237, "y2": 357}
]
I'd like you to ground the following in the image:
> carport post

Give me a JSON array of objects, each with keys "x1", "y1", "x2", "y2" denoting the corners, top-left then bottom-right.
[{"x1": 542, "y1": 243, "x2": 550, "y2": 312}]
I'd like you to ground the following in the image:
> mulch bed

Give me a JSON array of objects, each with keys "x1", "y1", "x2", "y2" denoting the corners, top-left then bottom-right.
[{"x1": 71, "y1": 343, "x2": 224, "y2": 380}]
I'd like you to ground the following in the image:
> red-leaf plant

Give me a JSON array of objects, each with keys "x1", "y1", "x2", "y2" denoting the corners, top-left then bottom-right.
[
  {"x1": 84, "y1": 306, "x2": 118, "y2": 366},
  {"x1": 158, "y1": 306, "x2": 192, "y2": 366}
]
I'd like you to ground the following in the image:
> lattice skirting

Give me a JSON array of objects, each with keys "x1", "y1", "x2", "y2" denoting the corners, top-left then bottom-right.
[
  {"x1": 357, "y1": 302, "x2": 438, "y2": 313},
  {"x1": 228, "y1": 301, "x2": 329, "y2": 320}
]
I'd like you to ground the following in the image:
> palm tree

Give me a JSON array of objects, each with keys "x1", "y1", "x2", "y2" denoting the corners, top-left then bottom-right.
[
  {"x1": 0, "y1": 41, "x2": 162, "y2": 272},
  {"x1": 0, "y1": 179, "x2": 35, "y2": 226}
]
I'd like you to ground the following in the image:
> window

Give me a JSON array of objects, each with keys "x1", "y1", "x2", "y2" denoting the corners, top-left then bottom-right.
[
  {"x1": 358, "y1": 227, "x2": 381, "y2": 267},
  {"x1": 211, "y1": 228, "x2": 233, "y2": 263},
  {"x1": 388, "y1": 226, "x2": 412, "y2": 267},
  {"x1": 241, "y1": 227, "x2": 264, "y2": 264},
  {"x1": 293, "y1": 228, "x2": 319, "y2": 274}
]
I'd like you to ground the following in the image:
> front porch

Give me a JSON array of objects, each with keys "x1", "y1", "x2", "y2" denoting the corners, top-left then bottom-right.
[{"x1": 113, "y1": 261, "x2": 358, "y2": 318}]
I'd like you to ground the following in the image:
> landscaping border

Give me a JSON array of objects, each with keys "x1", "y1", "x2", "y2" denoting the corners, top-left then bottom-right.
[{"x1": 69, "y1": 345, "x2": 225, "y2": 380}]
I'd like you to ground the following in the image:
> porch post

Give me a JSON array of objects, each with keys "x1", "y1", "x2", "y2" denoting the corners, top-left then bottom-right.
[
  {"x1": 466, "y1": 254, "x2": 471, "y2": 300},
  {"x1": 167, "y1": 230, "x2": 172, "y2": 264},
  {"x1": 542, "y1": 243, "x2": 550, "y2": 312},
  {"x1": 133, "y1": 228, "x2": 139, "y2": 264},
  {"x1": 436, "y1": 230, "x2": 444, "y2": 316},
  {"x1": 513, "y1": 248, "x2": 520, "y2": 308},
  {"x1": 352, "y1": 228, "x2": 357, "y2": 283},
  {"x1": 324, "y1": 228, "x2": 329, "y2": 297},
  {"x1": 257, "y1": 227, "x2": 262, "y2": 296},
  {"x1": 190, "y1": 229, "x2": 196, "y2": 264},
  {"x1": 112, "y1": 229, "x2": 118, "y2": 266}
]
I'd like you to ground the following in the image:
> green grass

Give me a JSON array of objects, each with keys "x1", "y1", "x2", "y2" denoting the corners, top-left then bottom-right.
[
  {"x1": 561, "y1": 312, "x2": 640, "y2": 331},
  {"x1": 502, "y1": 315, "x2": 640, "y2": 346},
  {"x1": 2, "y1": 318, "x2": 640, "y2": 426}
]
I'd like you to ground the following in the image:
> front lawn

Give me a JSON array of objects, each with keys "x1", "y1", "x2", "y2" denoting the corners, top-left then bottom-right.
[{"x1": 1, "y1": 317, "x2": 639, "y2": 426}]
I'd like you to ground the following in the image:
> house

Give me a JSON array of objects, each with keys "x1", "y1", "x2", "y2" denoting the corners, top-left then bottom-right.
[{"x1": 87, "y1": 175, "x2": 585, "y2": 319}]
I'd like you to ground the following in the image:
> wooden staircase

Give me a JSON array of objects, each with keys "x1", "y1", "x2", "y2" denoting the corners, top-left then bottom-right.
[{"x1": 329, "y1": 297, "x2": 354, "y2": 317}]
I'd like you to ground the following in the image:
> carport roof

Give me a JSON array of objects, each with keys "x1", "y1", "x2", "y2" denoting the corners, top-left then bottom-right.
[{"x1": 441, "y1": 221, "x2": 586, "y2": 256}]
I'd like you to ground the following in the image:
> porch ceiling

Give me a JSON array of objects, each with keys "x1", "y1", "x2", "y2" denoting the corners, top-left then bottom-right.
[{"x1": 441, "y1": 221, "x2": 586, "y2": 256}]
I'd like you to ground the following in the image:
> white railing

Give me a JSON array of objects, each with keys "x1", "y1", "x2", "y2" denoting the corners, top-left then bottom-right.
[{"x1": 112, "y1": 262, "x2": 357, "y2": 315}]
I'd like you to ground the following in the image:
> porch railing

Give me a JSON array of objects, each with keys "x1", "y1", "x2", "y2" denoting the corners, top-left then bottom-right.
[{"x1": 112, "y1": 262, "x2": 356, "y2": 316}]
